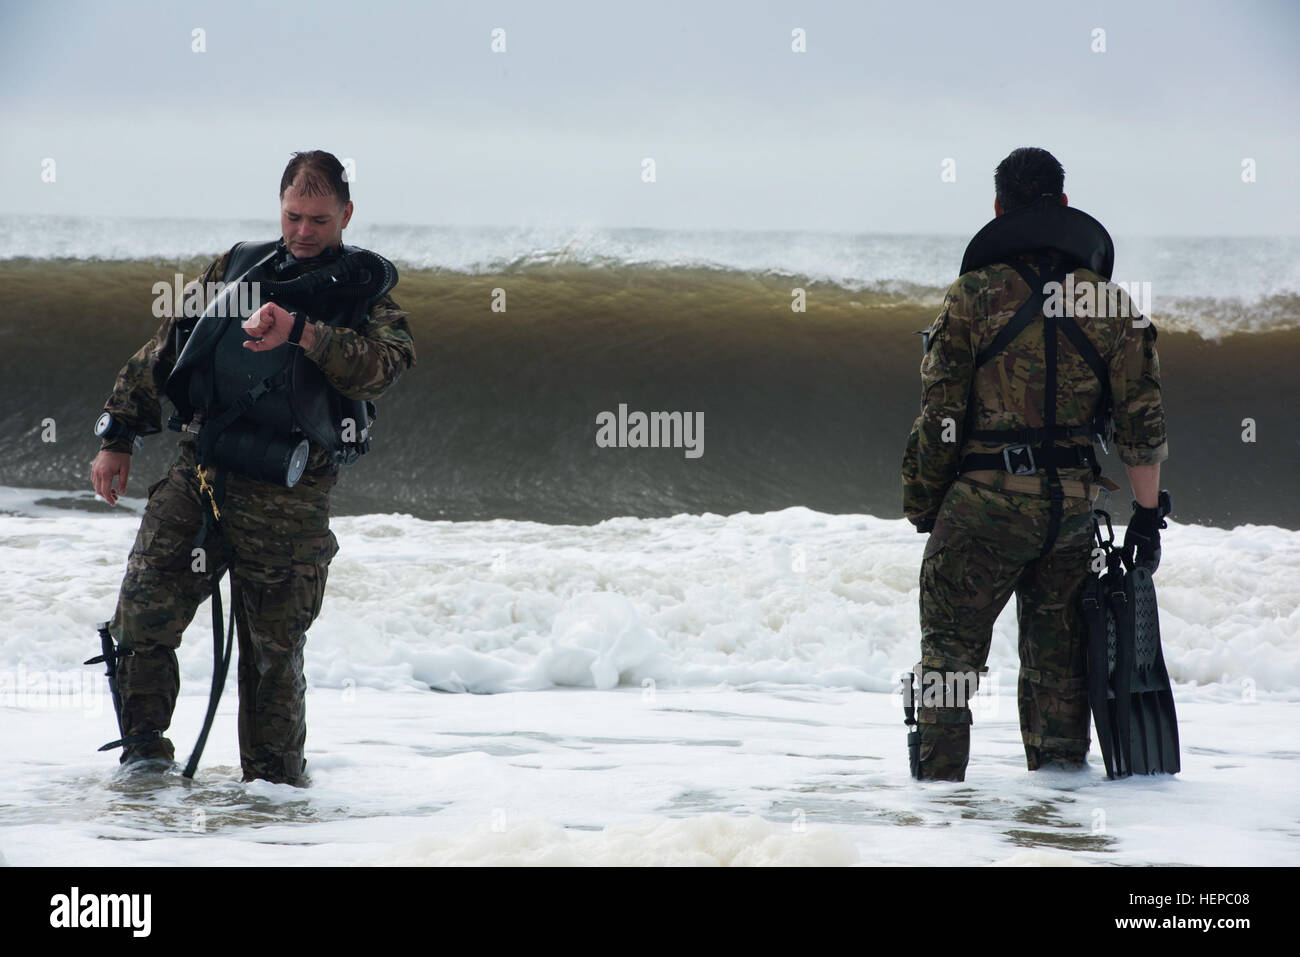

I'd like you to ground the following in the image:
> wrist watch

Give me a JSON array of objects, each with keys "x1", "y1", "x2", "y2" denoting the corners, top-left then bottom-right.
[
  {"x1": 288, "y1": 311, "x2": 308, "y2": 347},
  {"x1": 94, "y1": 412, "x2": 142, "y2": 451}
]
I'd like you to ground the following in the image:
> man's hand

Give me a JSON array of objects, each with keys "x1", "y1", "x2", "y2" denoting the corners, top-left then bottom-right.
[
  {"x1": 242, "y1": 302, "x2": 316, "y2": 352},
  {"x1": 91, "y1": 450, "x2": 132, "y2": 506},
  {"x1": 1123, "y1": 490, "x2": 1172, "y2": 573}
]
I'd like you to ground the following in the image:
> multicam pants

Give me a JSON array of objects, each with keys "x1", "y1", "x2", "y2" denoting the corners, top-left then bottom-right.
[
  {"x1": 108, "y1": 443, "x2": 337, "y2": 785},
  {"x1": 916, "y1": 475, "x2": 1096, "y2": 780}
]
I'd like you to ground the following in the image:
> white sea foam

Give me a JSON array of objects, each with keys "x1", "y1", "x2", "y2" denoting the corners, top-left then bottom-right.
[
  {"x1": 376, "y1": 813, "x2": 859, "y2": 867},
  {"x1": 1, "y1": 487, "x2": 1296, "y2": 696}
]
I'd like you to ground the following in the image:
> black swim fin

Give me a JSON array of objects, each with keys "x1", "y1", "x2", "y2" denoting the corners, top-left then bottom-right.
[
  {"x1": 1117, "y1": 565, "x2": 1180, "y2": 774},
  {"x1": 1083, "y1": 542, "x2": 1120, "y2": 778},
  {"x1": 1083, "y1": 511, "x2": 1179, "y2": 779}
]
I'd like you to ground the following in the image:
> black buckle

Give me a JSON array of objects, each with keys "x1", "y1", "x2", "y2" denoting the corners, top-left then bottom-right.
[{"x1": 1003, "y1": 444, "x2": 1036, "y2": 475}]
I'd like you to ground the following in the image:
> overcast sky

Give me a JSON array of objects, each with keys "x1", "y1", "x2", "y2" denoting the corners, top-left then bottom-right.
[{"x1": 2, "y1": 0, "x2": 1297, "y2": 235}]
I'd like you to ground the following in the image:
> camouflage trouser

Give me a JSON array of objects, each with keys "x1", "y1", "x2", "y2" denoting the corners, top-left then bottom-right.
[
  {"x1": 108, "y1": 444, "x2": 337, "y2": 785},
  {"x1": 916, "y1": 476, "x2": 1095, "y2": 780}
]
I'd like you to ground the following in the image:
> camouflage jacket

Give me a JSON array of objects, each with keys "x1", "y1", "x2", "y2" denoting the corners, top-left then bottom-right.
[
  {"x1": 902, "y1": 249, "x2": 1168, "y2": 532},
  {"x1": 99, "y1": 246, "x2": 417, "y2": 474}
]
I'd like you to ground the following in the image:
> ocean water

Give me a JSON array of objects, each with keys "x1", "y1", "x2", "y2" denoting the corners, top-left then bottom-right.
[
  {"x1": 5, "y1": 215, "x2": 1300, "y2": 339},
  {"x1": 3, "y1": 216, "x2": 1299, "y2": 528}
]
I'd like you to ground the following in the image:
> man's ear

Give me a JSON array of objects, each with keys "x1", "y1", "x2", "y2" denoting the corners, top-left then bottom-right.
[
  {"x1": 994, "y1": 198, "x2": 1004, "y2": 217},
  {"x1": 341, "y1": 201, "x2": 354, "y2": 229},
  {"x1": 1060, "y1": 193, "x2": 1069, "y2": 207}
]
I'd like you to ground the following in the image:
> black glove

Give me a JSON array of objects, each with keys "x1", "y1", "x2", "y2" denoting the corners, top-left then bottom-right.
[{"x1": 1123, "y1": 490, "x2": 1172, "y2": 573}]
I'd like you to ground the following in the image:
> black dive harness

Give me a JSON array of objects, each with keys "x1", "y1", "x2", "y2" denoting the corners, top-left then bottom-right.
[
  {"x1": 166, "y1": 239, "x2": 397, "y2": 487},
  {"x1": 951, "y1": 201, "x2": 1118, "y2": 556}
]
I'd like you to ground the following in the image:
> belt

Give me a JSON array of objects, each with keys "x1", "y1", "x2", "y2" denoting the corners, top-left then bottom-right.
[
  {"x1": 960, "y1": 470, "x2": 1100, "y2": 502},
  {"x1": 959, "y1": 444, "x2": 1097, "y2": 474}
]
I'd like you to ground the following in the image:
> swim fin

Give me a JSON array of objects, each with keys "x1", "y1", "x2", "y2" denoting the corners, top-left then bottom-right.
[
  {"x1": 1116, "y1": 564, "x2": 1180, "y2": 774},
  {"x1": 1083, "y1": 511, "x2": 1180, "y2": 779},
  {"x1": 1083, "y1": 537, "x2": 1121, "y2": 778}
]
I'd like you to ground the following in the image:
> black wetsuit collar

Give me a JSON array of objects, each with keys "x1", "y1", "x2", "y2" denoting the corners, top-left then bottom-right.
[
  {"x1": 272, "y1": 240, "x2": 344, "y2": 277},
  {"x1": 960, "y1": 199, "x2": 1115, "y2": 279}
]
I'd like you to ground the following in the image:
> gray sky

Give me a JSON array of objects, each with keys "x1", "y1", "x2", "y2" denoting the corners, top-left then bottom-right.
[{"x1": 2, "y1": 0, "x2": 1297, "y2": 235}]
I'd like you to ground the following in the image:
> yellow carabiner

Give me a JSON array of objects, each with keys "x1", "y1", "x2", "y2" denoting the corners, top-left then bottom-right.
[{"x1": 196, "y1": 465, "x2": 222, "y2": 522}]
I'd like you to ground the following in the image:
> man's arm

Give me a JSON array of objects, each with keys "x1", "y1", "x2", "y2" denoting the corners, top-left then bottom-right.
[
  {"x1": 1126, "y1": 463, "x2": 1161, "y2": 509},
  {"x1": 91, "y1": 253, "x2": 228, "y2": 504},
  {"x1": 902, "y1": 279, "x2": 975, "y2": 532},
  {"x1": 300, "y1": 294, "x2": 416, "y2": 400},
  {"x1": 98, "y1": 252, "x2": 230, "y2": 453},
  {"x1": 1108, "y1": 302, "x2": 1169, "y2": 508}
]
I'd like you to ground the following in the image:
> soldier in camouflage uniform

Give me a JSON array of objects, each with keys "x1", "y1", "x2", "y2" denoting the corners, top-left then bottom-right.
[
  {"x1": 901, "y1": 148, "x2": 1168, "y2": 780},
  {"x1": 90, "y1": 151, "x2": 415, "y2": 785}
]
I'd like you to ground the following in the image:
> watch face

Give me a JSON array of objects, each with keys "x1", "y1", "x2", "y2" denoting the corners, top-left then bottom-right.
[
  {"x1": 94, "y1": 412, "x2": 112, "y2": 437},
  {"x1": 286, "y1": 439, "x2": 310, "y2": 488}
]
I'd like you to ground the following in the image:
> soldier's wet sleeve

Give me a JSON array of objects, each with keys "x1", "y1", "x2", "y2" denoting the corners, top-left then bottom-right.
[
  {"x1": 902, "y1": 280, "x2": 975, "y2": 532},
  {"x1": 302, "y1": 294, "x2": 416, "y2": 400},
  {"x1": 99, "y1": 253, "x2": 229, "y2": 453},
  {"x1": 1109, "y1": 311, "x2": 1169, "y2": 466}
]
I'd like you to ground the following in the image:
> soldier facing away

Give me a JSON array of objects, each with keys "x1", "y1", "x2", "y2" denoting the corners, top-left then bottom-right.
[
  {"x1": 901, "y1": 146, "x2": 1169, "y2": 780},
  {"x1": 89, "y1": 150, "x2": 416, "y2": 785}
]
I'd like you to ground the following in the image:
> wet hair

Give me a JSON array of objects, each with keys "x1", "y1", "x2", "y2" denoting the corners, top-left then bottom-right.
[
  {"x1": 279, "y1": 150, "x2": 350, "y2": 205},
  {"x1": 994, "y1": 147, "x2": 1065, "y2": 212}
]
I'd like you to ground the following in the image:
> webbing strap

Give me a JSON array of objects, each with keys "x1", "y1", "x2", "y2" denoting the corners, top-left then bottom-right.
[
  {"x1": 972, "y1": 260, "x2": 1074, "y2": 371},
  {"x1": 916, "y1": 709, "x2": 974, "y2": 725},
  {"x1": 196, "y1": 371, "x2": 286, "y2": 466},
  {"x1": 182, "y1": 567, "x2": 235, "y2": 780},
  {"x1": 97, "y1": 731, "x2": 164, "y2": 753},
  {"x1": 1057, "y1": 313, "x2": 1113, "y2": 459},
  {"x1": 1056, "y1": 315, "x2": 1109, "y2": 390},
  {"x1": 967, "y1": 261, "x2": 1068, "y2": 450},
  {"x1": 1021, "y1": 668, "x2": 1089, "y2": 691},
  {"x1": 959, "y1": 445, "x2": 1095, "y2": 473},
  {"x1": 992, "y1": 261, "x2": 1068, "y2": 557},
  {"x1": 966, "y1": 260, "x2": 1107, "y2": 555},
  {"x1": 974, "y1": 267, "x2": 1055, "y2": 368},
  {"x1": 1040, "y1": 270, "x2": 1065, "y2": 557}
]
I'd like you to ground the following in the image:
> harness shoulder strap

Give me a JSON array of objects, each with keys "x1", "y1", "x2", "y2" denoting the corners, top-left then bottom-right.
[
  {"x1": 974, "y1": 261, "x2": 1053, "y2": 368},
  {"x1": 1057, "y1": 314, "x2": 1110, "y2": 391},
  {"x1": 1040, "y1": 274, "x2": 1065, "y2": 555},
  {"x1": 977, "y1": 273, "x2": 1045, "y2": 369}
]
